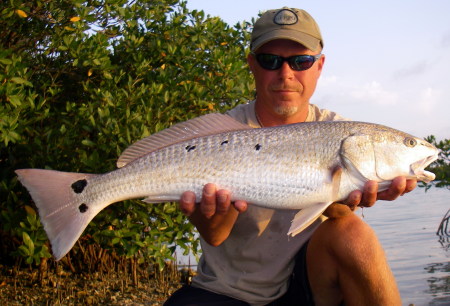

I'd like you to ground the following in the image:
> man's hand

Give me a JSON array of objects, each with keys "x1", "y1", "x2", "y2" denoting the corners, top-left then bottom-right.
[
  {"x1": 324, "y1": 177, "x2": 418, "y2": 218},
  {"x1": 346, "y1": 177, "x2": 417, "y2": 208},
  {"x1": 179, "y1": 183, "x2": 247, "y2": 246}
]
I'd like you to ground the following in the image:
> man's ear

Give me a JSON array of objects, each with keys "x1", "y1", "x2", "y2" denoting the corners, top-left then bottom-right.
[{"x1": 317, "y1": 54, "x2": 325, "y2": 74}]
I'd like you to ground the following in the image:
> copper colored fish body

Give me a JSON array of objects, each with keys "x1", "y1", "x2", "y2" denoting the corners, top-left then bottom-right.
[{"x1": 16, "y1": 114, "x2": 438, "y2": 260}]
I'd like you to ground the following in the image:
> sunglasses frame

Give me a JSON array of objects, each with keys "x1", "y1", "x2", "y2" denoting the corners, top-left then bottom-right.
[{"x1": 252, "y1": 53, "x2": 322, "y2": 71}]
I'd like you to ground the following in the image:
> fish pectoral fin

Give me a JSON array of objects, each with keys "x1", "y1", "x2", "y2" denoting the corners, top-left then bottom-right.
[
  {"x1": 331, "y1": 166, "x2": 343, "y2": 202},
  {"x1": 288, "y1": 202, "x2": 332, "y2": 237}
]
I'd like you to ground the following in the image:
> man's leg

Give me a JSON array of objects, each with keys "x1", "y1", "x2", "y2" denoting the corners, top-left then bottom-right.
[{"x1": 306, "y1": 213, "x2": 401, "y2": 306}]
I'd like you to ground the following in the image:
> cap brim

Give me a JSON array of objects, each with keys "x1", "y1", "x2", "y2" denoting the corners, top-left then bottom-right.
[{"x1": 251, "y1": 29, "x2": 322, "y2": 52}]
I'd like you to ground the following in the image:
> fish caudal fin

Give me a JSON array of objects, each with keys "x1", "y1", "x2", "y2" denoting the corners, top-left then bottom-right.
[{"x1": 15, "y1": 169, "x2": 99, "y2": 261}]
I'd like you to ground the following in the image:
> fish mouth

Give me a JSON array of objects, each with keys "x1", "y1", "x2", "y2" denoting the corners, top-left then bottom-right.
[{"x1": 410, "y1": 152, "x2": 439, "y2": 183}]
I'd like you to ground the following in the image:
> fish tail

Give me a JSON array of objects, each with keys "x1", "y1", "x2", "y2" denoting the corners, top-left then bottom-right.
[{"x1": 15, "y1": 169, "x2": 100, "y2": 261}]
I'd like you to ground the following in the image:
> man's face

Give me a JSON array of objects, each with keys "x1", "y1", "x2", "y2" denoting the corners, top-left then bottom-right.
[{"x1": 248, "y1": 39, "x2": 324, "y2": 122}]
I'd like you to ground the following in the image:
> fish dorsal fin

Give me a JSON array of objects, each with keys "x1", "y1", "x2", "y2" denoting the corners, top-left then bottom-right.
[{"x1": 117, "y1": 113, "x2": 252, "y2": 168}]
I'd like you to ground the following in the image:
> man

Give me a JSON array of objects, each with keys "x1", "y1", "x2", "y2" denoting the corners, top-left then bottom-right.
[{"x1": 165, "y1": 7, "x2": 415, "y2": 305}]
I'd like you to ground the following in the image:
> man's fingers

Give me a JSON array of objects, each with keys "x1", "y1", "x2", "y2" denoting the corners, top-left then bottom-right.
[
  {"x1": 216, "y1": 189, "x2": 231, "y2": 215},
  {"x1": 180, "y1": 191, "x2": 196, "y2": 216},
  {"x1": 377, "y1": 176, "x2": 405, "y2": 201},
  {"x1": 360, "y1": 180, "x2": 378, "y2": 207},
  {"x1": 201, "y1": 183, "x2": 217, "y2": 218},
  {"x1": 180, "y1": 184, "x2": 248, "y2": 218},
  {"x1": 403, "y1": 179, "x2": 417, "y2": 195},
  {"x1": 344, "y1": 190, "x2": 362, "y2": 207},
  {"x1": 341, "y1": 177, "x2": 417, "y2": 211},
  {"x1": 233, "y1": 200, "x2": 248, "y2": 213}
]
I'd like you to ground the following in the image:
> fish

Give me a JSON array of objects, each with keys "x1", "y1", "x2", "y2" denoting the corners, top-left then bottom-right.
[{"x1": 15, "y1": 113, "x2": 438, "y2": 260}]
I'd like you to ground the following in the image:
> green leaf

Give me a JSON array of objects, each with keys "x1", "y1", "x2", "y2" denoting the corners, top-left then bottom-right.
[
  {"x1": 22, "y1": 232, "x2": 34, "y2": 254},
  {"x1": 103, "y1": 71, "x2": 113, "y2": 79},
  {"x1": 7, "y1": 95, "x2": 22, "y2": 107},
  {"x1": 17, "y1": 245, "x2": 30, "y2": 256},
  {"x1": 81, "y1": 139, "x2": 96, "y2": 147},
  {"x1": 10, "y1": 77, "x2": 33, "y2": 87},
  {"x1": 0, "y1": 58, "x2": 12, "y2": 65}
]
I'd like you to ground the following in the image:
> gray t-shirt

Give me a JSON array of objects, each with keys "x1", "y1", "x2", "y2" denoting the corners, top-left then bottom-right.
[{"x1": 191, "y1": 100, "x2": 346, "y2": 305}]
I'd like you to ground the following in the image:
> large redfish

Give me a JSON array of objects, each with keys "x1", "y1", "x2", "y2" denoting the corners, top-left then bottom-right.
[{"x1": 16, "y1": 113, "x2": 438, "y2": 260}]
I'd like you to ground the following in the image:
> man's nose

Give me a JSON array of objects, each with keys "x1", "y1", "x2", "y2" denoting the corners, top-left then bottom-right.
[{"x1": 278, "y1": 61, "x2": 295, "y2": 79}]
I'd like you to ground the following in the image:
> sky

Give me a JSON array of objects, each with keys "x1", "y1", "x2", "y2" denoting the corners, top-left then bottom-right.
[{"x1": 185, "y1": 0, "x2": 450, "y2": 140}]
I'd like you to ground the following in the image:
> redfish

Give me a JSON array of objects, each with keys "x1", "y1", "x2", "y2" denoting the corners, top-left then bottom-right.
[{"x1": 16, "y1": 113, "x2": 438, "y2": 260}]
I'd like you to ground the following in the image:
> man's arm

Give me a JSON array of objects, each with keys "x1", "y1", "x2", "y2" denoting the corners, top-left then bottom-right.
[{"x1": 179, "y1": 178, "x2": 418, "y2": 245}]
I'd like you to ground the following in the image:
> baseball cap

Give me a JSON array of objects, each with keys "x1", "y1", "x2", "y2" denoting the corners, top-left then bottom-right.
[{"x1": 250, "y1": 7, "x2": 324, "y2": 52}]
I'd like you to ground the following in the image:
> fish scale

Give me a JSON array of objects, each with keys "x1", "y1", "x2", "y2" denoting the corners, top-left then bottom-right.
[
  {"x1": 76, "y1": 122, "x2": 359, "y2": 206},
  {"x1": 15, "y1": 113, "x2": 438, "y2": 260},
  {"x1": 128, "y1": 126, "x2": 331, "y2": 207}
]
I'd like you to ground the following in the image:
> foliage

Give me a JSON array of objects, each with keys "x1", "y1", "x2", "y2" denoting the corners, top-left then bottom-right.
[
  {"x1": 421, "y1": 136, "x2": 450, "y2": 190},
  {"x1": 0, "y1": 0, "x2": 254, "y2": 269},
  {"x1": 14, "y1": 212, "x2": 52, "y2": 265}
]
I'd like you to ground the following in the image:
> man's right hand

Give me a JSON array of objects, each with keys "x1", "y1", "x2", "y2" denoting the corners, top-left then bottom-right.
[{"x1": 179, "y1": 183, "x2": 247, "y2": 246}]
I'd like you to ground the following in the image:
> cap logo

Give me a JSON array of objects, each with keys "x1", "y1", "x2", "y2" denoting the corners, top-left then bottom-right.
[{"x1": 273, "y1": 9, "x2": 298, "y2": 25}]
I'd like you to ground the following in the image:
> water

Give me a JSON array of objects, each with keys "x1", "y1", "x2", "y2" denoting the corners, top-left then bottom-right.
[
  {"x1": 361, "y1": 187, "x2": 449, "y2": 305},
  {"x1": 176, "y1": 187, "x2": 449, "y2": 305}
]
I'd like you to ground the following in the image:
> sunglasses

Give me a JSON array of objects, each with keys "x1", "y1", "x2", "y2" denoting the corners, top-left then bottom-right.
[{"x1": 253, "y1": 53, "x2": 322, "y2": 71}]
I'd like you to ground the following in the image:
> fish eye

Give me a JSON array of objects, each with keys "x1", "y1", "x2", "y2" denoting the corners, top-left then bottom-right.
[{"x1": 404, "y1": 137, "x2": 417, "y2": 147}]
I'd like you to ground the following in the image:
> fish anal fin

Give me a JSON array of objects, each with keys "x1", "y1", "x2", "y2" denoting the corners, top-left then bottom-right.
[
  {"x1": 288, "y1": 202, "x2": 332, "y2": 237},
  {"x1": 142, "y1": 195, "x2": 179, "y2": 203},
  {"x1": 117, "y1": 113, "x2": 252, "y2": 168}
]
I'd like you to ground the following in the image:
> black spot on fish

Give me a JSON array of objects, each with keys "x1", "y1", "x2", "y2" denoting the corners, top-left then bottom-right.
[
  {"x1": 185, "y1": 145, "x2": 196, "y2": 152},
  {"x1": 255, "y1": 144, "x2": 262, "y2": 151},
  {"x1": 79, "y1": 203, "x2": 88, "y2": 213},
  {"x1": 221, "y1": 140, "x2": 229, "y2": 145},
  {"x1": 72, "y1": 179, "x2": 87, "y2": 194}
]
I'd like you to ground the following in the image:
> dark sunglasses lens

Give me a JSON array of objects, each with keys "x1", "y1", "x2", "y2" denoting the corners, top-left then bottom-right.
[
  {"x1": 290, "y1": 56, "x2": 315, "y2": 71},
  {"x1": 256, "y1": 54, "x2": 282, "y2": 70},
  {"x1": 256, "y1": 54, "x2": 318, "y2": 71}
]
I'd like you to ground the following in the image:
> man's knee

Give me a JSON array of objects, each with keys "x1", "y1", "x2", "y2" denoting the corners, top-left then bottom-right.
[
  {"x1": 307, "y1": 213, "x2": 400, "y2": 305},
  {"x1": 316, "y1": 214, "x2": 381, "y2": 265},
  {"x1": 305, "y1": 215, "x2": 375, "y2": 304}
]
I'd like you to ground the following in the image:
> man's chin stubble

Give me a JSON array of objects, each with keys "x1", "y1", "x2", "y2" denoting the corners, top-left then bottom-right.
[{"x1": 274, "y1": 105, "x2": 299, "y2": 117}]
